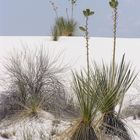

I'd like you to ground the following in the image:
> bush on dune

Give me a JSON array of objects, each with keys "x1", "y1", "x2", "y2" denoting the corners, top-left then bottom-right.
[
  {"x1": 0, "y1": 48, "x2": 72, "y2": 119},
  {"x1": 49, "y1": 0, "x2": 77, "y2": 41},
  {"x1": 52, "y1": 17, "x2": 77, "y2": 41}
]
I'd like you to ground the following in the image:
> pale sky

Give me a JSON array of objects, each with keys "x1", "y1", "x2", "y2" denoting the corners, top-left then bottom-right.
[{"x1": 0, "y1": 0, "x2": 140, "y2": 37}]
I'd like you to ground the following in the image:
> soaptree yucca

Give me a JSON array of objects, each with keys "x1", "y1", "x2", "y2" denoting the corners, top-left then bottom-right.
[
  {"x1": 58, "y1": 9, "x2": 97, "y2": 140},
  {"x1": 70, "y1": 71, "x2": 99, "y2": 140},
  {"x1": 69, "y1": 9, "x2": 98, "y2": 140},
  {"x1": 89, "y1": 55, "x2": 136, "y2": 140}
]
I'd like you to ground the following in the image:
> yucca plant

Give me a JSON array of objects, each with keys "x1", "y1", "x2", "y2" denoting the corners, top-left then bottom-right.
[
  {"x1": 57, "y1": 9, "x2": 97, "y2": 140},
  {"x1": 69, "y1": 71, "x2": 100, "y2": 140},
  {"x1": 89, "y1": 55, "x2": 136, "y2": 140},
  {"x1": 52, "y1": 17, "x2": 77, "y2": 41},
  {"x1": 18, "y1": 96, "x2": 44, "y2": 117},
  {"x1": 67, "y1": 9, "x2": 98, "y2": 140}
]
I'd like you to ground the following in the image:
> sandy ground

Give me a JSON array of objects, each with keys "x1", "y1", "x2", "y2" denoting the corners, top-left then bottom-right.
[{"x1": 0, "y1": 36, "x2": 139, "y2": 139}]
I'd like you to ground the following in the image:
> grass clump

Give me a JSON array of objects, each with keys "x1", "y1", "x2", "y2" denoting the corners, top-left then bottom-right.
[
  {"x1": 49, "y1": 1, "x2": 77, "y2": 41},
  {"x1": 52, "y1": 17, "x2": 77, "y2": 41},
  {"x1": 0, "y1": 47, "x2": 66, "y2": 118}
]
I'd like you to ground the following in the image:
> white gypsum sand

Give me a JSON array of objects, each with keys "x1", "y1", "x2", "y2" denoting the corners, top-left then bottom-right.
[{"x1": 0, "y1": 36, "x2": 139, "y2": 140}]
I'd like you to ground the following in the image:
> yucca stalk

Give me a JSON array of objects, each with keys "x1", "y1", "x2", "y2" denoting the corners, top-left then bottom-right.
[
  {"x1": 89, "y1": 55, "x2": 136, "y2": 140},
  {"x1": 109, "y1": 0, "x2": 132, "y2": 119},
  {"x1": 109, "y1": 0, "x2": 118, "y2": 83},
  {"x1": 79, "y1": 9, "x2": 94, "y2": 84},
  {"x1": 69, "y1": 0, "x2": 77, "y2": 20}
]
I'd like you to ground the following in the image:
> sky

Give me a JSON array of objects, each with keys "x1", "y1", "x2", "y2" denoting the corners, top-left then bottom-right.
[{"x1": 0, "y1": 0, "x2": 140, "y2": 38}]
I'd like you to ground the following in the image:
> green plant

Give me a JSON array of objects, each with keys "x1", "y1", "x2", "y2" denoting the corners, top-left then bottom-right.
[
  {"x1": 50, "y1": 0, "x2": 77, "y2": 41},
  {"x1": 52, "y1": 25, "x2": 58, "y2": 41},
  {"x1": 19, "y1": 96, "x2": 43, "y2": 117},
  {"x1": 64, "y1": 9, "x2": 98, "y2": 140},
  {"x1": 70, "y1": 72, "x2": 99, "y2": 140},
  {"x1": 89, "y1": 55, "x2": 136, "y2": 140},
  {"x1": 52, "y1": 17, "x2": 77, "y2": 41}
]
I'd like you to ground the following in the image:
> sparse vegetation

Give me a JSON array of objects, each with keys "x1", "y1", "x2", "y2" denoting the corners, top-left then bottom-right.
[
  {"x1": 0, "y1": 0, "x2": 139, "y2": 140},
  {"x1": 91, "y1": 55, "x2": 136, "y2": 140},
  {"x1": 50, "y1": 0, "x2": 77, "y2": 41},
  {"x1": 58, "y1": 9, "x2": 99, "y2": 140},
  {"x1": 0, "y1": 48, "x2": 67, "y2": 118},
  {"x1": 52, "y1": 17, "x2": 77, "y2": 41}
]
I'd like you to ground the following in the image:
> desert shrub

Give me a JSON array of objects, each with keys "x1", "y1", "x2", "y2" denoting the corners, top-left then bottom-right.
[
  {"x1": 0, "y1": 48, "x2": 67, "y2": 118},
  {"x1": 50, "y1": 0, "x2": 77, "y2": 41},
  {"x1": 52, "y1": 17, "x2": 77, "y2": 41}
]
